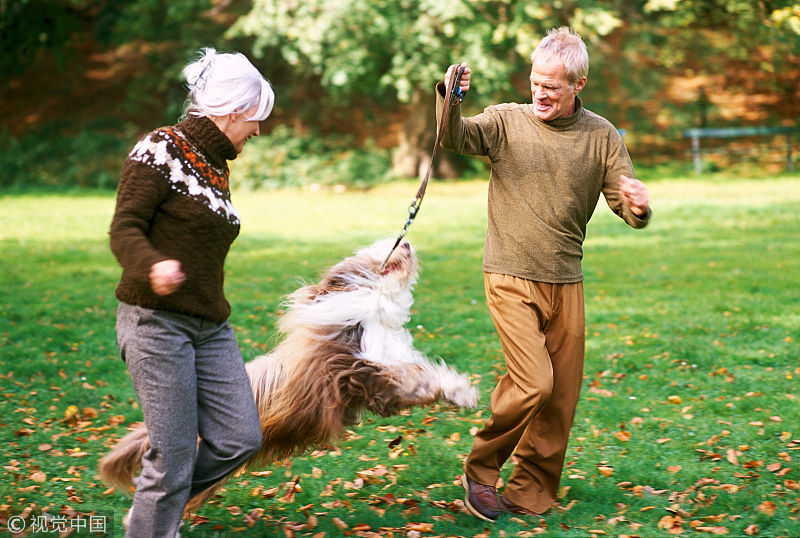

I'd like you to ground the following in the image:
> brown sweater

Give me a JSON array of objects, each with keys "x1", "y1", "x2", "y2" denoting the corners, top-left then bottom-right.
[
  {"x1": 436, "y1": 86, "x2": 650, "y2": 283},
  {"x1": 109, "y1": 117, "x2": 240, "y2": 322}
]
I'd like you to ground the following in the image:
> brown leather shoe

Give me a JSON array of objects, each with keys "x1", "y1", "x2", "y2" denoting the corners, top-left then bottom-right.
[
  {"x1": 499, "y1": 494, "x2": 538, "y2": 516},
  {"x1": 461, "y1": 474, "x2": 499, "y2": 522}
]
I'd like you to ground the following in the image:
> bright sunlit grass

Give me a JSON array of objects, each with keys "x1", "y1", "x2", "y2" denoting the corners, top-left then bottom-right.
[{"x1": 1, "y1": 174, "x2": 798, "y2": 536}]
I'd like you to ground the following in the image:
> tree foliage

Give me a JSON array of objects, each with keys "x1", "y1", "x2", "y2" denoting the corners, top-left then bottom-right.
[
  {"x1": 230, "y1": 0, "x2": 628, "y2": 104},
  {"x1": 230, "y1": 0, "x2": 629, "y2": 176}
]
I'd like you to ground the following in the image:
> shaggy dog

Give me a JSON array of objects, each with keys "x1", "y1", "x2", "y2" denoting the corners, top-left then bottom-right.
[{"x1": 98, "y1": 238, "x2": 477, "y2": 512}]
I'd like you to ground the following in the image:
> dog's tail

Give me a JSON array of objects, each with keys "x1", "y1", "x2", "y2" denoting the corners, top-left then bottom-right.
[{"x1": 97, "y1": 426, "x2": 149, "y2": 495}]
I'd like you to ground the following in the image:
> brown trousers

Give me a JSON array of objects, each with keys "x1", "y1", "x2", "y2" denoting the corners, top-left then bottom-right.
[{"x1": 465, "y1": 273, "x2": 585, "y2": 514}]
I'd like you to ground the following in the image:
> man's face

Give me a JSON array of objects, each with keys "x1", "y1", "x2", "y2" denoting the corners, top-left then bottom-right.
[{"x1": 529, "y1": 55, "x2": 586, "y2": 121}]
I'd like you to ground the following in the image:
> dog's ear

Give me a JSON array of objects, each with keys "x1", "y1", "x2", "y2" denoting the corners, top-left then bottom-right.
[
  {"x1": 316, "y1": 273, "x2": 352, "y2": 297},
  {"x1": 289, "y1": 272, "x2": 352, "y2": 304},
  {"x1": 289, "y1": 284, "x2": 322, "y2": 304}
]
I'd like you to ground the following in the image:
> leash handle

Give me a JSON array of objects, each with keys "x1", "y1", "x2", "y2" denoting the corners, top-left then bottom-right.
[
  {"x1": 380, "y1": 64, "x2": 467, "y2": 272},
  {"x1": 450, "y1": 64, "x2": 467, "y2": 104}
]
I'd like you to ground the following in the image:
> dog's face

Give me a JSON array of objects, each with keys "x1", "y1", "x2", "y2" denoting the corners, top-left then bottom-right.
[
  {"x1": 283, "y1": 238, "x2": 419, "y2": 332},
  {"x1": 359, "y1": 238, "x2": 418, "y2": 290},
  {"x1": 316, "y1": 238, "x2": 418, "y2": 297}
]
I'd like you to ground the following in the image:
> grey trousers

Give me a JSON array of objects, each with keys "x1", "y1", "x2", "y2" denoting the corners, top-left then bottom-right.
[{"x1": 116, "y1": 302, "x2": 261, "y2": 538}]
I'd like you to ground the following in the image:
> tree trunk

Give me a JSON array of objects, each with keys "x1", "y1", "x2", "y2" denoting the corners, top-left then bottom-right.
[{"x1": 391, "y1": 88, "x2": 463, "y2": 179}]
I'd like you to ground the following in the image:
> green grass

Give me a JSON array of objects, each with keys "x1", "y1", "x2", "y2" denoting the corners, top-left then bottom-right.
[{"x1": 1, "y1": 174, "x2": 799, "y2": 537}]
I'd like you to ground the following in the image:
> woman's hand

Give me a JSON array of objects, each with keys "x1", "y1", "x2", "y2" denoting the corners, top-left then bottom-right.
[{"x1": 150, "y1": 259, "x2": 186, "y2": 296}]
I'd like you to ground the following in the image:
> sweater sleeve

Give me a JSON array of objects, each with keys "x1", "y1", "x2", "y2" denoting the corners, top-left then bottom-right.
[
  {"x1": 435, "y1": 82, "x2": 501, "y2": 158},
  {"x1": 601, "y1": 130, "x2": 651, "y2": 229},
  {"x1": 109, "y1": 158, "x2": 171, "y2": 284}
]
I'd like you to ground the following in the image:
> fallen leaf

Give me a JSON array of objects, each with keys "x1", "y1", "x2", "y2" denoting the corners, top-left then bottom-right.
[
  {"x1": 261, "y1": 486, "x2": 279, "y2": 498},
  {"x1": 695, "y1": 526, "x2": 729, "y2": 534},
  {"x1": 250, "y1": 470, "x2": 272, "y2": 477},
  {"x1": 64, "y1": 405, "x2": 79, "y2": 419},
  {"x1": 757, "y1": 501, "x2": 776, "y2": 516},
  {"x1": 29, "y1": 471, "x2": 46, "y2": 483},
  {"x1": 589, "y1": 386, "x2": 616, "y2": 397}
]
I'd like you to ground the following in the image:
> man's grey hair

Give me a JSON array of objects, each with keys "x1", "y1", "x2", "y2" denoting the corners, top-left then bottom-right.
[{"x1": 530, "y1": 27, "x2": 589, "y2": 86}]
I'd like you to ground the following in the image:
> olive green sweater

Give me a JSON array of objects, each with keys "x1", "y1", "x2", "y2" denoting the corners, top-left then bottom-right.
[
  {"x1": 436, "y1": 85, "x2": 650, "y2": 283},
  {"x1": 109, "y1": 117, "x2": 240, "y2": 322}
]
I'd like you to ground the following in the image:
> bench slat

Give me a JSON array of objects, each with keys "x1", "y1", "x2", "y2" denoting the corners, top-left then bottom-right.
[{"x1": 684, "y1": 126, "x2": 797, "y2": 138}]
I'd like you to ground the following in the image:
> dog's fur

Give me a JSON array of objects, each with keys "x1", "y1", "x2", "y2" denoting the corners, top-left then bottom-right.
[{"x1": 98, "y1": 238, "x2": 477, "y2": 512}]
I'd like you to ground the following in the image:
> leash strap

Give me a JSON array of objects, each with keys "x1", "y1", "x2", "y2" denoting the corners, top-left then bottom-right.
[{"x1": 380, "y1": 65, "x2": 466, "y2": 271}]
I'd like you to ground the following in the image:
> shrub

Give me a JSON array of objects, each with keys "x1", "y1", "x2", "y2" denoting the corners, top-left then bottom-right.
[
  {"x1": 0, "y1": 123, "x2": 394, "y2": 191},
  {"x1": 0, "y1": 122, "x2": 133, "y2": 190},
  {"x1": 231, "y1": 125, "x2": 394, "y2": 190}
]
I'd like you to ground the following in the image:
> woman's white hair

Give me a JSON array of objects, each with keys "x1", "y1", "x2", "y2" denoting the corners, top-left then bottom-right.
[
  {"x1": 183, "y1": 48, "x2": 275, "y2": 122},
  {"x1": 531, "y1": 27, "x2": 588, "y2": 86}
]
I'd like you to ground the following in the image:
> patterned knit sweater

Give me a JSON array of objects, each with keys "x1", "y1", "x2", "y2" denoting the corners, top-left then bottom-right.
[
  {"x1": 109, "y1": 116, "x2": 240, "y2": 322},
  {"x1": 436, "y1": 85, "x2": 650, "y2": 283}
]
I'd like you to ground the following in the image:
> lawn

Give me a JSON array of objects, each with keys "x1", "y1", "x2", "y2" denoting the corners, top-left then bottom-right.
[{"x1": 1, "y1": 174, "x2": 798, "y2": 537}]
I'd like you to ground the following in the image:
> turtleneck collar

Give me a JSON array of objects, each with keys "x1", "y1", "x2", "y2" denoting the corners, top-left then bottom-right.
[
  {"x1": 528, "y1": 95, "x2": 584, "y2": 129},
  {"x1": 175, "y1": 116, "x2": 237, "y2": 170}
]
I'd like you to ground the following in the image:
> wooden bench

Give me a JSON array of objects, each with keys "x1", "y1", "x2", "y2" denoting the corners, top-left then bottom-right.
[{"x1": 683, "y1": 126, "x2": 797, "y2": 174}]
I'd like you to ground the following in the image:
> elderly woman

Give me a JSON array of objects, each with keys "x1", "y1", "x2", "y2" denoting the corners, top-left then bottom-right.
[{"x1": 109, "y1": 48, "x2": 274, "y2": 537}]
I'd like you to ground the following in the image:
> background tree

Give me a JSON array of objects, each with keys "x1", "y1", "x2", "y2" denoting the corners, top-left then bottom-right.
[
  {"x1": 2, "y1": 0, "x2": 798, "y2": 187},
  {"x1": 1, "y1": 0, "x2": 245, "y2": 133},
  {"x1": 229, "y1": 0, "x2": 626, "y2": 178}
]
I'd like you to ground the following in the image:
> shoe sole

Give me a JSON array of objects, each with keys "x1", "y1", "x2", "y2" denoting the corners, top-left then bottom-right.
[{"x1": 461, "y1": 474, "x2": 497, "y2": 523}]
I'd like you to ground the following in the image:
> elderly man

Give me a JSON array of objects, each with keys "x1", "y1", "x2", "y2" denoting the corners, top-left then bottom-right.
[{"x1": 437, "y1": 27, "x2": 651, "y2": 521}]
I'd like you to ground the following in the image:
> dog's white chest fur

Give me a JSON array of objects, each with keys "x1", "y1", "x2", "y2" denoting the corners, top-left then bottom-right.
[{"x1": 357, "y1": 288, "x2": 424, "y2": 366}]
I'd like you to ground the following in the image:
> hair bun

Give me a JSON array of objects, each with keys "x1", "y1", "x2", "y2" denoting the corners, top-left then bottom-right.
[{"x1": 185, "y1": 48, "x2": 217, "y2": 90}]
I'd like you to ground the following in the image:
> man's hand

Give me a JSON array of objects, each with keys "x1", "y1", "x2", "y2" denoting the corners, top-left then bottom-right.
[
  {"x1": 150, "y1": 259, "x2": 186, "y2": 296},
  {"x1": 619, "y1": 175, "x2": 650, "y2": 217},
  {"x1": 444, "y1": 63, "x2": 471, "y2": 96}
]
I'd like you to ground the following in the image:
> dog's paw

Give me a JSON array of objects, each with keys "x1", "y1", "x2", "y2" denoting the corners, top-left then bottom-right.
[
  {"x1": 429, "y1": 361, "x2": 479, "y2": 408},
  {"x1": 446, "y1": 383, "x2": 478, "y2": 408}
]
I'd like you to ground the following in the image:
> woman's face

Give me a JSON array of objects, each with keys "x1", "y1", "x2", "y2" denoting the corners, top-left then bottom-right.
[{"x1": 222, "y1": 106, "x2": 261, "y2": 154}]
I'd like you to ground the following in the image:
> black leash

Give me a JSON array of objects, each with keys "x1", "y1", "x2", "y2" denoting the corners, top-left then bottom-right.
[{"x1": 380, "y1": 65, "x2": 467, "y2": 272}]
